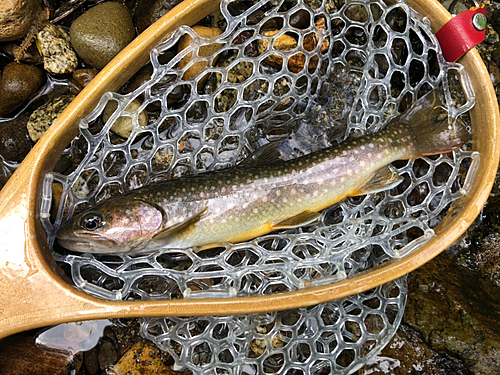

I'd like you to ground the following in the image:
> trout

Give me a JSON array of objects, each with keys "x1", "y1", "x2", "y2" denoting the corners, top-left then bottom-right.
[{"x1": 57, "y1": 91, "x2": 469, "y2": 254}]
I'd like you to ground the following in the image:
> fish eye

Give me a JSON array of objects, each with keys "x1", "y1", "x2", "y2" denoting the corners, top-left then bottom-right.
[{"x1": 80, "y1": 213, "x2": 103, "y2": 231}]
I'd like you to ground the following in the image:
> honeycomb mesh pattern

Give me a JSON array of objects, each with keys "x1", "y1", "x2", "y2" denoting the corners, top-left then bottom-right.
[
  {"x1": 41, "y1": 0, "x2": 476, "y2": 301},
  {"x1": 140, "y1": 277, "x2": 406, "y2": 375},
  {"x1": 38, "y1": 0, "x2": 477, "y2": 372}
]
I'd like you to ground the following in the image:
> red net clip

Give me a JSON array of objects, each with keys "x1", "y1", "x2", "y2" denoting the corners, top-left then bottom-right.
[{"x1": 435, "y1": 4, "x2": 486, "y2": 62}]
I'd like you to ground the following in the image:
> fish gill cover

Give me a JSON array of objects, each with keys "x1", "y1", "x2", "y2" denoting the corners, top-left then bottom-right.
[{"x1": 40, "y1": 0, "x2": 478, "y2": 373}]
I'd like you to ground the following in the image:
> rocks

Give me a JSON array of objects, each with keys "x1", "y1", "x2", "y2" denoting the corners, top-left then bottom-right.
[
  {"x1": 0, "y1": 111, "x2": 34, "y2": 162},
  {"x1": 27, "y1": 94, "x2": 75, "y2": 142},
  {"x1": 70, "y1": 2, "x2": 136, "y2": 70},
  {"x1": 0, "y1": 0, "x2": 41, "y2": 42},
  {"x1": 404, "y1": 255, "x2": 500, "y2": 375},
  {"x1": 108, "y1": 342, "x2": 178, "y2": 375},
  {"x1": 102, "y1": 99, "x2": 148, "y2": 139},
  {"x1": 2, "y1": 43, "x2": 42, "y2": 65},
  {"x1": 177, "y1": 26, "x2": 223, "y2": 82},
  {"x1": 71, "y1": 68, "x2": 98, "y2": 94},
  {"x1": 0, "y1": 62, "x2": 45, "y2": 118},
  {"x1": 0, "y1": 332, "x2": 82, "y2": 374},
  {"x1": 37, "y1": 23, "x2": 78, "y2": 75}
]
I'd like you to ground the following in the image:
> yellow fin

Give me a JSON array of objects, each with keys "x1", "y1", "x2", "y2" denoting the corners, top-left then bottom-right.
[
  {"x1": 152, "y1": 207, "x2": 208, "y2": 243},
  {"x1": 272, "y1": 211, "x2": 322, "y2": 229},
  {"x1": 353, "y1": 166, "x2": 403, "y2": 196}
]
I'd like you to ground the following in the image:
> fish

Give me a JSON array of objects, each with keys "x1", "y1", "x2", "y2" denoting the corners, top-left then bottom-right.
[{"x1": 56, "y1": 91, "x2": 469, "y2": 254}]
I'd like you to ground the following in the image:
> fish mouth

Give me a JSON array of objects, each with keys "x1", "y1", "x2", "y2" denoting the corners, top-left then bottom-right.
[{"x1": 56, "y1": 230, "x2": 118, "y2": 253}]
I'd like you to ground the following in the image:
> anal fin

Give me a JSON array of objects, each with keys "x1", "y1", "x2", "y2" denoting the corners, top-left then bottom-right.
[
  {"x1": 272, "y1": 211, "x2": 322, "y2": 229},
  {"x1": 352, "y1": 166, "x2": 403, "y2": 196},
  {"x1": 152, "y1": 207, "x2": 208, "y2": 244}
]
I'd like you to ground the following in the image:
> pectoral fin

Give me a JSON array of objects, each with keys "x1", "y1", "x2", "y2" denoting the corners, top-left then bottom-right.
[
  {"x1": 152, "y1": 207, "x2": 208, "y2": 244},
  {"x1": 352, "y1": 166, "x2": 403, "y2": 196},
  {"x1": 240, "y1": 141, "x2": 283, "y2": 166},
  {"x1": 272, "y1": 211, "x2": 322, "y2": 229}
]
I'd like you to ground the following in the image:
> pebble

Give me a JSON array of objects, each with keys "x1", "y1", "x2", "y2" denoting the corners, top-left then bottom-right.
[
  {"x1": 27, "y1": 94, "x2": 75, "y2": 142},
  {"x1": 71, "y1": 68, "x2": 98, "y2": 94},
  {"x1": 37, "y1": 23, "x2": 78, "y2": 75},
  {"x1": 0, "y1": 0, "x2": 40, "y2": 42},
  {"x1": 102, "y1": 99, "x2": 148, "y2": 139},
  {"x1": 0, "y1": 62, "x2": 45, "y2": 118},
  {"x1": 0, "y1": 111, "x2": 34, "y2": 162},
  {"x1": 70, "y1": 2, "x2": 136, "y2": 70},
  {"x1": 177, "y1": 26, "x2": 223, "y2": 86},
  {"x1": 98, "y1": 342, "x2": 117, "y2": 371}
]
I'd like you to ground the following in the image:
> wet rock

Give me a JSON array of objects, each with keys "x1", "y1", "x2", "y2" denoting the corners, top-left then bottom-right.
[
  {"x1": 27, "y1": 94, "x2": 75, "y2": 142},
  {"x1": 2, "y1": 43, "x2": 42, "y2": 65},
  {"x1": 0, "y1": 62, "x2": 45, "y2": 117},
  {"x1": 122, "y1": 64, "x2": 153, "y2": 94},
  {"x1": 70, "y1": 2, "x2": 136, "y2": 70},
  {"x1": 133, "y1": 0, "x2": 184, "y2": 34},
  {"x1": 489, "y1": 60, "x2": 500, "y2": 87},
  {"x1": 37, "y1": 23, "x2": 78, "y2": 75},
  {"x1": 98, "y1": 341, "x2": 117, "y2": 371},
  {"x1": 0, "y1": 332, "x2": 82, "y2": 374},
  {"x1": 102, "y1": 99, "x2": 148, "y2": 139},
  {"x1": 0, "y1": 110, "x2": 34, "y2": 162},
  {"x1": 0, "y1": 0, "x2": 41, "y2": 42},
  {"x1": 485, "y1": 25, "x2": 500, "y2": 45},
  {"x1": 83, "y1": 345, "x2": 99, "y2": 375},
  {"x1": 177, "y1": 26, "x2": 223, "y2": 83},
  {"x1": 404, "y1": 255, "x2": 500, "y2": 375},
  {"x1": 468, "y1": 233, "x2": 500, "y2": 288},
  {"x1": 71, "y1": 68, "x2": 98, "y2": 94},
  {"x1": 108, "y1": 342, "x2": 178, "y2": 375},
  {"x1": 358, "y1": 324, "x2": 468, "y2": 375}
]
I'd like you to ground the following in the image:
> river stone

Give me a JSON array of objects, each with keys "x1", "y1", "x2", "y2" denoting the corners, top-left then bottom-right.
[
  {"x1": 71, "y1": 68, "x2": 98, "y2": 94},
  {"x1": 37, "y1": 23, "x2": 78, "y2": 75},
  {"x1": 0, "y1": 62, "x2": 45, "y2": 117},
  {"x1": 27, "y1": 94, "x2": 75, "y2": 142},
  {"x1": 0, "y1": 0, "x2": 40, "y2": 42},
  {"x1": 0, "y1": 110, "x2": 34, "y2": 162},
  {"x1": 102, "y1": 99, "x2": 148, "y2": 139},
  {"x1": 405, "y1": 255, "x2": 500, "y2": 374},
  {"x1": 70, "y1": 2, "x2": 136, "y2": 70}
]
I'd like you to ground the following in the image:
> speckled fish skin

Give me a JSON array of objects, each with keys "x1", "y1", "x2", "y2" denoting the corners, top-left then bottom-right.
[{"x1": 56, "y1": 92, "x2": 469, "y2": 254}]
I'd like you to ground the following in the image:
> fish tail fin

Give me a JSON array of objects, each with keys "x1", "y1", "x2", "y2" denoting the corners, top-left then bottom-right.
[{"x1": 404, "y1": 91, "x2": 469, "y2": 156}]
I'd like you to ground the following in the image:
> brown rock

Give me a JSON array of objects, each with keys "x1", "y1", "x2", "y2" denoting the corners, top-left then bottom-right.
[
  {"x1": 358, "y1": 325, "x2": 459, "y2": 374},
  {"x1": 404, "y1": 255, "x2": 500, "y2": 375},
  {"x1": 0, "y1": 62, "x2": 45, "y2": 117},
  {"x1": 0, "y1": 332, "x2": 82, "y2": 374},
  {"x1": 0, "y1": 0, "x2": 41, "y2": 42},
  {"x1": 0, "y1": 110, "x2": 33, "y2": 162},
  {"x1": 108, "y1": 342, "x2": 179, "y2": 375},
  {"x1": 70, "y1": 2, "x2": 136, "y2": 70},
  {"x1": 98, "y1": 341, "x2": 118, "y2": 371},
  {"x1": 177, "y1": 26, "x2": 223, "y2": 84},
  {"x1": 71, "y1": 68, "x2": 98, "y2": 94}
]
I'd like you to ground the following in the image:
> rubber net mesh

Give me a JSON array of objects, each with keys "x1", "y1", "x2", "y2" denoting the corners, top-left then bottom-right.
[{"x1": 39, "y1": 0, "x2": 478, "y2": 372}]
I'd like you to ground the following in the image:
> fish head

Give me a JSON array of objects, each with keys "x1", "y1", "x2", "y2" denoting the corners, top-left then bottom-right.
[{"x1": 56, "y1": 198, "x2": 164, "y2": 254}]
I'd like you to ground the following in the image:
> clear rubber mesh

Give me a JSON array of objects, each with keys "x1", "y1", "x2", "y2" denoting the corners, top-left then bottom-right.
[
  {"x1": 38, "y1": 0, "x2": 478, "y2": 372},
  {"x1": 139, "y1": 277, "x2": 406, "y2": 375}
]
